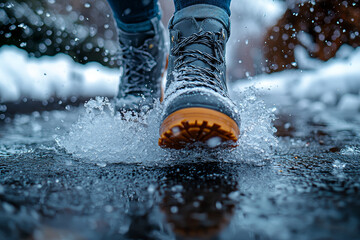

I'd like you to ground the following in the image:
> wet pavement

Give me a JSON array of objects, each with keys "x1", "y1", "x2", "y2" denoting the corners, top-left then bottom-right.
[{"x1": 0, "y1": 97, "x2": 360, "y2": 240}]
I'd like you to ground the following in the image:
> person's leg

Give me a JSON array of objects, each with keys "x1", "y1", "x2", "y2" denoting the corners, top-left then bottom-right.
[
  {"x1": 106, "y1": 0, "x2": 167, "y2": 113},
  {"x1": 174, "y1": 0, "x2": 231, "y2": 16},
  {"x1": 158, "y1": 0, "x2": 240, "y2": 149},
  {"x1": 107, "y1": 0, "x2": 160, "y2": 32}
]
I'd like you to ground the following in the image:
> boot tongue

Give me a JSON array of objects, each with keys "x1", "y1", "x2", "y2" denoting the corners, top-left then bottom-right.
[{"x1": 173, "y1": 18, "x2": 224, "y2": 69}]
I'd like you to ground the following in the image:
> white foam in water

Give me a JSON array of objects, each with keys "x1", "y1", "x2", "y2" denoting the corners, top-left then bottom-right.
[{"x1": 57, "y1": 87, "x2": 278, "y2": 164}]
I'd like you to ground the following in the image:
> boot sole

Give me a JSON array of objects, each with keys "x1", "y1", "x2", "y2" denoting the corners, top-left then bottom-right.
[{"x1": 159, "y1": 107, "x2": 240, "y2": 149}]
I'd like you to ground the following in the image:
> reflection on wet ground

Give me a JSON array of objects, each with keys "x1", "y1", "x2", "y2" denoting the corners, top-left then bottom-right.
[
  {"x1": 0, "y1": 105, "x2": 360, "y2": 240},
  {"x1": 160, "y1": 162, "x2": 238, "y2": 239}
]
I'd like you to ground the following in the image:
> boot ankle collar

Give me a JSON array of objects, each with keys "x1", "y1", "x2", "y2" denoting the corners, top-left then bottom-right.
[
  {"x1": 170, "y1": 4, "x2": 230, "y2": 36},
  {"x1": 117, "y1": 15, "x2": 161, "y2": 33}
]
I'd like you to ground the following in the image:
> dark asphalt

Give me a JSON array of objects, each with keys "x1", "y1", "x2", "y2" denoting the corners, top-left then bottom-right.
[{"x1": 0, "y1": 102, "x2": 359, "y2": 240}]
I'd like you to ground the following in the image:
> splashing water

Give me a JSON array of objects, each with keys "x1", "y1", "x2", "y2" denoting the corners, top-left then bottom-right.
[
  {"x1": 340, "y1": 145, "x2": 360, "y2": 156},
  {"x1": 230, "y1": 87, "x2": 278, "y2": 161},
  {"x1": 56, "y1": 97, "x2": 166, "y2": 164},
  {"x1": 56, "y1": 87, "x2": 278, "y2": 164}
]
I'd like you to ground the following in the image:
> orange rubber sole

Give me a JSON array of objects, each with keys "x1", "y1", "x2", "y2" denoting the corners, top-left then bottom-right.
[{"x1": 159, "y1": 107, "x2": 240, "y2": 149}]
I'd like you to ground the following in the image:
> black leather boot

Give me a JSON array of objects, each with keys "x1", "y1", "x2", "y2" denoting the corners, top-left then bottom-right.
[{"x1": 159, "y1": 5, "x2": 240, "y2": 149}]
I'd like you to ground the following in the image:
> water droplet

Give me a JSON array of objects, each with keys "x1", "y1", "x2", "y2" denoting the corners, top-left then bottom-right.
[
  {"x1": 96, "y1": 162, "x2": 107, "y2": 167},
  {"x1": 170, "y1": 206, "x2": 178, "y2": 213},
  {"x1": 207, "y1": 137, "x2": 221, "y2": 148}
]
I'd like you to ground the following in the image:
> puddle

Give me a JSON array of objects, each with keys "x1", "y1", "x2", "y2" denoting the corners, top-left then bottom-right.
[{"x1": 1, "y1": 87, "x2": 360, "y2": 240}]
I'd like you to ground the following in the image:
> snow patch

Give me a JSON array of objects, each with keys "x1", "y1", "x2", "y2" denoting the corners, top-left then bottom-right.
[
  {"x1": 235, "y1": 46, "x2": 360, "y2": 112},
  {"x1": 0, "y1": 45, "x2": 120, "y2": 103}
]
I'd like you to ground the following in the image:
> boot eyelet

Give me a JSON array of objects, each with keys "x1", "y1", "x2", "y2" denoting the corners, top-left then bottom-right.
[
  {"x1": 171, "y1": 36, "x2": 175, "y2": 42},
  {"x1": 149, "y1": 44, "x2": 154, "y2": 49},
  {"x1": 222, "y1": 32, "x2": 226, "y2": 40}
]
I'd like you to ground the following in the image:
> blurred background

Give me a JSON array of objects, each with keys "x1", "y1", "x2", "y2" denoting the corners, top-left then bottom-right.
[
  {"x1": 0, "y1": 0, "x2": 123, "y2": 68},
  {"x1": 1, "y1": 0, "x2": 360, "y2": 114},
  {"x1": 0, "y1": 0, "x2": 286, "y2": 75}
]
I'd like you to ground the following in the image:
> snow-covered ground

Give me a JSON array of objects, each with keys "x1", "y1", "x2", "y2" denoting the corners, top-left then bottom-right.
[
  {"x1": 234, "y1": 45, "x2": 360, "y2": 113},
  {"x1": 0, "y1": 45, "x2": 119, "y2": 103}
]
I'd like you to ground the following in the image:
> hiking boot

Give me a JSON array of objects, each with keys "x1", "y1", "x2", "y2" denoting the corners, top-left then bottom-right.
[
  {"x1": 115, "y1": 17, "x2": 167, "y2": 114},
  {"x1": 159, "y1": 5, "x2": 240, "y2": 149}
]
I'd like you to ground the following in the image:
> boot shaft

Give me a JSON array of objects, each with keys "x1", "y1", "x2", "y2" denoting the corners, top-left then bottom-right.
[
  {"x1": 166, "y1": 4, "x2": 231, "y2": 94},
  {"x1": 116, "y1": 17, "x2": 167, "y2": 112}
]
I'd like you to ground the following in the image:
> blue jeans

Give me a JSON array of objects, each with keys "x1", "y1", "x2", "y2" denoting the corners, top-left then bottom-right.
[{"x1": 107, "y1": 0, "x2": 231, "y2": 32}]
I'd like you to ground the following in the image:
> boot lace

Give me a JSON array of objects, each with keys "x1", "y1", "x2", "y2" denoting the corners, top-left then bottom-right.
[
  {"x1": 119, "y1": 41, "x2": 156, "y2": 96},
  {"x1": 171, "y1": 30, "x2": 227, "y2": 96}
]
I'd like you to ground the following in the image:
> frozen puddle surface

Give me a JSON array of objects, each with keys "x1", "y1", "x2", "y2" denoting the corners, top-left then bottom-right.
[{"x1": 56, "y1": 87, "x2": 278, "y2": 165}]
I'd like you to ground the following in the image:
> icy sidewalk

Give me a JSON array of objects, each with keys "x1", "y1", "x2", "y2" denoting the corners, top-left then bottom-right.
[{"x1": 0, "y1": 45, "x2": 120, "y2": 103}]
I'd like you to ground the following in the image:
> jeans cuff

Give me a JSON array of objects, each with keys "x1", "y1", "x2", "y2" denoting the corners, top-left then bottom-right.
[{"x1": 116, "y1": 11, "x2": 161, "y2": 33}]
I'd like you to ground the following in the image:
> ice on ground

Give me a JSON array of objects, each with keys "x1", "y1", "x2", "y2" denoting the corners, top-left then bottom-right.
[
  {"x1": 57, "y1": 87, "x2": 278, "y2": 164},
  {"x1": 0, "y1": 45, "x2": 120, "y2": 103}
]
